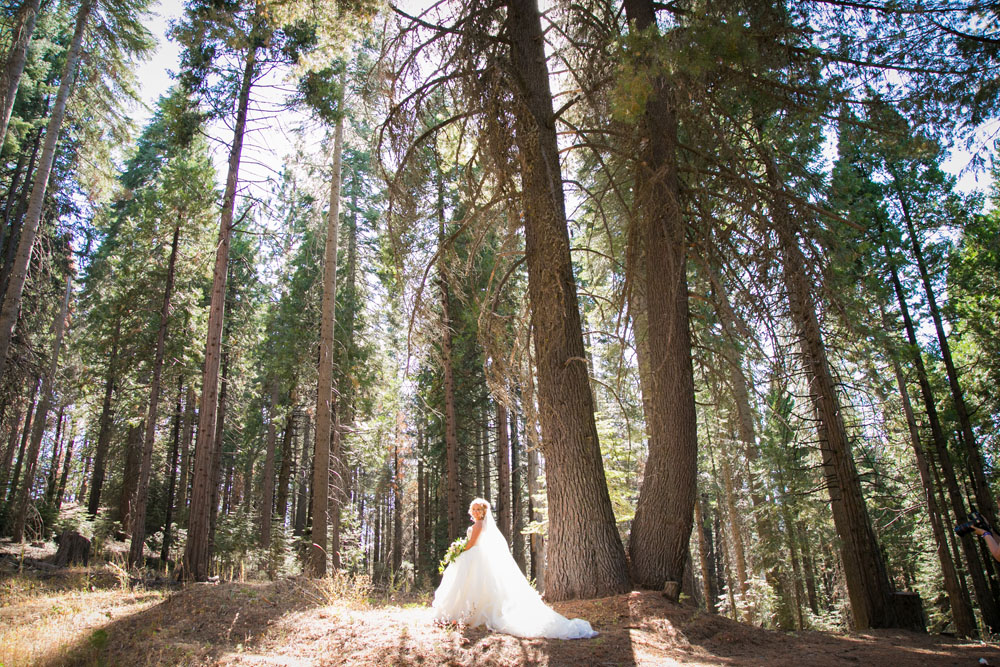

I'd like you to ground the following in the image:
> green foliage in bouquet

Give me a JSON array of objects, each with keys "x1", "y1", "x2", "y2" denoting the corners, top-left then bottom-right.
[{"x1": 438, "y1": 537, "x2": 467, "y2": 574}]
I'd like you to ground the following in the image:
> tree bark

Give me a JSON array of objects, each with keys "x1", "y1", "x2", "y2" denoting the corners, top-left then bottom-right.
[
  {"x1": 54, "y1": 435, "x2": 73, "y2": 512},
  {"x1": 770, "y1": 165, "x2": 897, "y2": 629},
  {"x1": 0, "y1": 0, "x2": 93, "y2": 379},
  {"x1": 392, "y1": 415, "x2": 403, "y2": 574},
  {"x1": 276, "y1": 401, "x2": 295, "y2": 524},
  {"x1": 524, "y1": 344, "x2": 545, "y2": 590},
  {"x1": 503, "y1": 0, "x2": 629, "y2": 600},
  {"x1": 885, "y1": 324, "x2": 976, "y2": 636},
  {"x1": 0, "y1": 0, "x2": 43, "y2": 152},
  {"x1": 12, "y1": 275, "x2": 70, "y2": 542},
  {"x1": 294, "y1": 412, "x2": 310, "y2": 535},
  {"x1": 892, "y1": 174, "x2": 998, "y2": 530},
  {"x1": 177, "y1": 385, "x2": 195, "y2": 520},
  {"x1": 721, "y1": 445, "x2": 750, "y2": 620},
  {"x1": 78, "y1": 453, "x2": 90, "y2": 505},
  {"x1": 800, "y1": 527, "x2": 820, "y2": 615},
  {"x1": 44, "y1": 407, "x2": 66, "y2": 507},
  {"x1": 0, "y1": 124, "x2": 42, "y2": 300},
  {"x1": 885, "y1": 257, "x2": 1000, "y2": 632},
  {"x1": 510, "y1": 402, "x2": 525, "y2": 572},
  {"x1": 260, "y1": 378, "x2": 280, "y2": 548},
  {"x1": 0, "y1": 401, "x2": 25, "y2": 497},
  {"x1": 495, "y1": 400, "x2": 511, "y2": 543},
  {"x1": 119, "y1": 420, "x2": 143, "y2": 532},
  {"x1": 161, "y1": 379, "x2": 184, "y2": 565},
  {"x1": 5, "y1": 374, "x2": 37, "y2": 507},
  {"x1": 208, "y1": 346, "x2": 229, "y2": 554},
  {"x1": 481, "y1": 404, "x2": 491, "y2": 503},
  {"x1": 775, "y1": 466, "x2": 806, "y2": 630},
  {"x1": 310, "y1": 109, "x2": 344, "y2": 576},
  {"x1": 0, "y1": 127, "x2": 36, "y2": 255},
  {"x1": 181, "y1": 44, "x2": 256, "y2": 582},
  {"x1": 129, "y1": 220, "x2": 180, "y2": 569},
  {"x1": 622, "y1": 0, "x2": 698, "y2": 593},
  {"x1": 694, "y1": 492, "x2": 717, "y2": 613},
  {"x1": 88, "y1": 319, "x2": 119, "y2": 516},
  {"x1": 436, "y1": 168, "x2": 462, "y2": 541}
]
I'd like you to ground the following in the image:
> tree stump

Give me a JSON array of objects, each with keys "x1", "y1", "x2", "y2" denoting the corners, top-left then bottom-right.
[
  {"x1": 662, "y1": 580, "x2": 681, "y2": 602},
  {"x1": 51, "y1": 530, "x2": 90, "y2": 567},
  {"x1": 892, "y1": 591, "x2": 927, "y2": 632}
]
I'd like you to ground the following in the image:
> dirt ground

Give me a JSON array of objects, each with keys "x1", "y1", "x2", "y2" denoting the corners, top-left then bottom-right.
[{"x1": 4, "y1": 545, "x2": 1000, "y2": 666}]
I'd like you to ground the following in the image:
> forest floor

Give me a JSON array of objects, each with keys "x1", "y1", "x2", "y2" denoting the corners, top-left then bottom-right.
[{"x1": 3, "y1": 538, "x2": 1000, "y2": 666}]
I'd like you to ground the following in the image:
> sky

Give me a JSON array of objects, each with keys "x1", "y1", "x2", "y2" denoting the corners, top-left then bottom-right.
[
  {"x1": 132, "y1": 0, "x2": 322, "y2": 256},
  {"x1": 133, "y1": 0, "x2": 183, "y2": 126}
]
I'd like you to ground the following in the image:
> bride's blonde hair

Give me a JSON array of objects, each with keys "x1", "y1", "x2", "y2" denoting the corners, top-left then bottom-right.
[{"x1": 469, "y1": 498, "x2": 490, "y2": 513}]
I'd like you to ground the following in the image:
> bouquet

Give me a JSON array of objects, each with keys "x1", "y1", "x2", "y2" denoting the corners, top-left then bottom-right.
[{"x1": 438, "y1": 536, "x2": 468, "y2": 574}]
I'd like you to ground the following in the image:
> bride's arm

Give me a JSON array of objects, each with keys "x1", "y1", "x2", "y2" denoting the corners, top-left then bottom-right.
[{"x1": 464, "y1": 520, "x2": 484, "y2": 550}]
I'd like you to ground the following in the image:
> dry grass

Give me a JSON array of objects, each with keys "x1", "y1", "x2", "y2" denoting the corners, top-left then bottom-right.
[
  {"x1": 0, "y1": 565, "x2": 167, "y2": 666},
  {"x1": 4, "y1": 543, "x2": 1000, "y2": 667}
]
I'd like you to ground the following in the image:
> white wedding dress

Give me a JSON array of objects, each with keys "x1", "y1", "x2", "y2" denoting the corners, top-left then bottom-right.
[{"x1": 432, "y1": 507, "x2": 597, "y2": 639}]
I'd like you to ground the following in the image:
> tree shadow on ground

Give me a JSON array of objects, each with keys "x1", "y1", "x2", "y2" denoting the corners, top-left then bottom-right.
[
  {"x1": 38, "y1": 577, "x2": 321, "y2": 666},
  {"x1": 30, "y1": 579, "x2": 1000, "y2": 666}
]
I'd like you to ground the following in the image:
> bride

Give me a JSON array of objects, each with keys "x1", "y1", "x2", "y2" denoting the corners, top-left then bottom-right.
[{"x1": 432, "y1": 498, "x2": 597, "y2": 639}]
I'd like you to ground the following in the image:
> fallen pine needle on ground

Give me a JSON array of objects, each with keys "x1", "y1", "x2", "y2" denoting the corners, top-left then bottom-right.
[{"x1": 4, "y1": 550, "x2": 1000, "y2": 666}]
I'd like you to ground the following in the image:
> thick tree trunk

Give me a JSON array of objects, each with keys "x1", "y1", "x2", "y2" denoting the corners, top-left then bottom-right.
[
  {"x1": 886, "y1": 258, "x2": 999, "y2": 632},
  {"x1": 182, "y1": 44, "x2": 256, "y2": 582},
  {"x1": 129, "y1": 221, "x2": 180, "y2": 569},
  {"x1": 495, "y1": 401, "x2": 511, "y2": 543},
  {"x1": 311, "y1": 110, "x2": 344, "y2": 576},
  {"x1": 12, "y1": 274, "x2": 70, "y2": 542},
  {"x1": 771, "y1": 175, "x2": 897, "y2": 629},
  {"x1": 0, "y1": 0, "x2": 93, "y2": 379},
  {"x1": 0, "y1": 0, "x2": 43, "y2": 151},
  {"x1": 622, "y1": 0, "x2": 698, "y2": 594},
  {"x1": 260, "y1": 379, "x2": 280, "y2": 548},
  {"x1": 503, "y1": 0, "x2": 629, "y2": 600},
  {"x1": 161, "y1": 380, "x2": 184, "y2": 565}
]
